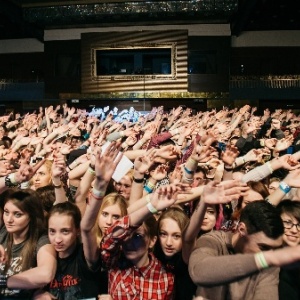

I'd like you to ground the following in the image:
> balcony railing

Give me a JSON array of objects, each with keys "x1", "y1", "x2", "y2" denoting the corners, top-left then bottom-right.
[{"x1": 230, "y1": 75, "x2": 300, "y2": 89}]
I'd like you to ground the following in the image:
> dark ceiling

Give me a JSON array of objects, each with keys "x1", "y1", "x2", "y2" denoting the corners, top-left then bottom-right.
[{"x1": 0, "y1": 0, "x2": 300, "y2": 41}]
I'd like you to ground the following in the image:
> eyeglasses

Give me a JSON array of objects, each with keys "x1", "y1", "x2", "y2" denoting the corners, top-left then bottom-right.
[{"x1": 282, "y1": 220, "x2": 300, "y2": 231}]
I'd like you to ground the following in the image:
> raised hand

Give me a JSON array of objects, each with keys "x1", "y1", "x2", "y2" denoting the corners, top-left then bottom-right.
[
  {"x1": 202, "y1": 180, "x2": 248, "y2": 205},
  {"x1": 134, "y1": 148, "x2": 156, "y2": 174},
  {"x1": 94, "y1": 142, "x2": 122, "y2": 184},
  {"x1": 221, "y1": 145, "x2": 240, "y2": 166},
  {"x1": 150, "y1": 183, "x2": 191, "y2": 211},
  {"x1": 274, "y1": 136, "x2": 294, "y2": 152}
]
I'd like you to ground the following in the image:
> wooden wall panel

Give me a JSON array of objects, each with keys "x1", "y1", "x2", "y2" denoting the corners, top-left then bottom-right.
[{"x1": 81, "y1": 31, "x2": 188, "y2": 94}]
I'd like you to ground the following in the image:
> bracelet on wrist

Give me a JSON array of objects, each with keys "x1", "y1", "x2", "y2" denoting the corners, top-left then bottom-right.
[
  {"x1": 146, "y1": 202, "x2": 158, "y2": 214},
  {"x1": 92, "y1": 187, "x2": 106, "y2": 198},
  {"x1": 5, "y1": 174, "x2": 19, "y2": 187},
  {"x1": 147, "y1": 181, "x2": 156, "y2": 189},
  {"x1": 255, "y1": 252, "x2": 269, "y2": 269},
  {"x1": 184, "y1": 165, "x2": 194, "y2": 175},
  {"x1": 52, "y1": 181, "x2": 62, "y2": 188},
  {"x1": 279, "y1": 181, "x2": 291, "y2": 194},
  {"x1": 88, "y1": 164, "x2": 96, "y2": 175},
  {"x1": 224, "y1": 165, "x2": 233, "y2": 171},
  {"x1": 144, "y1": 185, "x2": 153, "y2": 193},
  {"x1": 133, "y1": 177, "x2": 144, "y2": 184}
]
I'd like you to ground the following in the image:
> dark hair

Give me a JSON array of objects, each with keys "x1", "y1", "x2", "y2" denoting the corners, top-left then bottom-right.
[
  {"x1": 240, "y1": 200, "x2": 284, "y2": 239},
  {"x1": 35, "y1": 185, "x2": 56, "y2": 214},
  {"x1": 4, "y1": 189, "x2": 46, "y2": 272},
  {"x1": 48, "y1": 202, "x2": 81, "y2": 230},
  {"x1": 277, "y1": 200, "x2": 300, "y2": 223},
  {"x1": 143, "y1": 214, "x2": 158, "y2": 240}
]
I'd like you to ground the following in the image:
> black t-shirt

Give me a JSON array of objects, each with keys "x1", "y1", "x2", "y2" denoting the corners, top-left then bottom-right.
[
  {"x1": 48, "y1": 243, "x2": 107, "y2": 300},
  {"x1": 0, "y1": 230, "x2": 49, "y2": 299}
]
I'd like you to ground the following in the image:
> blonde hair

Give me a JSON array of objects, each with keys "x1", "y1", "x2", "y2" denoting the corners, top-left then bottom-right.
[{"x1": 96, "y1": 192, "x2": 127, "y2": 245}]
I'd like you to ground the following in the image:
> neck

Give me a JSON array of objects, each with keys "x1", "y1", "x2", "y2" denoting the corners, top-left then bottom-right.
[
  {"x1": 135, "y1": 253, "x2": 150, "y2": 269},
  {"x1": 13, "y1": 228, "x2": 28, "y2": 245}
]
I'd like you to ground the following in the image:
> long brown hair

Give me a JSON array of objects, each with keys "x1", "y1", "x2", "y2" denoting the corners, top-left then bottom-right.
[{"x1": 3, "y1": 189, "x2": 46, "y2": 273}]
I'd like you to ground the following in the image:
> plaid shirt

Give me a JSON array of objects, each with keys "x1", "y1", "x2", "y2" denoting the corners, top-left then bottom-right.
[{"x1": 101, "y1": 216, "x2": 174, "y2": 300}]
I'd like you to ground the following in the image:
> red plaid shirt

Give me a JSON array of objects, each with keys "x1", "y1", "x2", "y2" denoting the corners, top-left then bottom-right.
[{"x1": 101, "y1": 216, "x2": 174, "y2": 300}]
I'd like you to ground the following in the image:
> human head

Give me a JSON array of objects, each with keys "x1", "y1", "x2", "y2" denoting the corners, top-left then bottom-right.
[
  {"x1": 97, "y1": 192, "x2": 127, "y2": 243},
  {"x1": 35, "y1": 185, "x2": 56, "y2": 217},
  {"x1": 3, "y1": 189, "x2": 45, "y2": 271},
  {"x1": 268, "y1": 177, "x2": 280, "y2": 194},
  {"x1": 48, "y1": 202, "x2": 82, "y2": 258},
  {"x1": 32, "y1": 160, "x2": 53, "y2": 190},
  {"x1": 234, "y1": 200, "x2": 283, "y2": 254},
  {"x1": 123, "y1": 215, "x2": 157, "y2": 268},
  {"x1": 239, "y1": 200, "x2": 283, "y2": 240},
  {"x1": 157, "y1": 207, "x2": 189, "y2": 258},
  {"x1": 201, "y1": 204, "x2": 223, "y2": 233},
  {"x1": 277, "y1": 200, "x2": 300, "y2": 247},
  {"x1": 113, "y1": 169, "x2": 134, "y2": 200},
  {"x1": 235, "y1": 181, "x2": 269, "y2": 213}
]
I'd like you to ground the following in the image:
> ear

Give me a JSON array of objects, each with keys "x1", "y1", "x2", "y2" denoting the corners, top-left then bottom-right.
[
  {"x1": 237, "y1": 222, "x2": 248, "y2": 237},
  {"x1": 149, "y1": 235, "x2": 157, "y2": 250}
]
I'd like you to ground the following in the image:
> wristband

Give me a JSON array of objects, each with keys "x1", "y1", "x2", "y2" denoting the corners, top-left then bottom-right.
[
  {"x1": 279, "y1": 181, "x2": 291, "y2": 194},
  {"x1": 147, "y1": 181, "x2": 156, "y2": 189},
  {"x1": 266, "y1": 161, "x2": 274, "y2": 174},
  {"x1": 5, "y1": 174, "x2": 19, "y2": 187},
  {"x1": 255, "y1": 252, "x2": 269, "y2": 269},
  {"x1": 88, "y1": 164, "x2": 96, "y2": 175},
  {"x1": 52, "y1": 180, "x2": 62, "y2": 188},
  {"x1": 133, "y1": 177, "x2": 144, "y2": 184},
  {"x1": 144, "y1": 185, "x2": 153, "y2": 193},
  {"x1": 189, "y1": 157, "x2": 198, "y2": 166},
  {"x1": 145, "y1": 194, "x2": 151, "y2": 203},
  {"x1": 146, "y1": 202, "x2": 158, "y2": 214},
  {"x1": 92, "y1": 187, "x2": 106, "y2": 198},
  {"x1": 184, "y1": 165, "x2": 194, "y2": 175}
]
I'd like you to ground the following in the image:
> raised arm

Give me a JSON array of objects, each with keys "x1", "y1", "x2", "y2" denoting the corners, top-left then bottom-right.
[{"x1": 80, "y1": 142, "x2": 122, "y2": 267}]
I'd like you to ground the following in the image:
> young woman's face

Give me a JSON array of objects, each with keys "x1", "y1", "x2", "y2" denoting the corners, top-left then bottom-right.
[
  {"x1": 48, "y1": 213, "x2": 79, "y2": 258},
  {"x1": 268, "y1": 181, "x2": 280, "y2": 194},
  {"x1": 3, "y1": 201, "x2": 30, "y2": 236},
  {"x1": 159, "y1": 218, "x2": 182, "y2": 258},
  {"x1": 281, "y1": 212, "x2": 300, "y2": 247},
  {"x1": 201, "y1": 205, "x2": 217, "y2": 233},
  {"x1": 98, "y1": 203, "x2": 122, "y2": 234},
  {"x1": 122, "y1": 224, "x2": 156, "y2": 268},
  {"x1": 113, "y1": 175, "x2": 132, "y2": 200},
  {"x1": 33, "y1": 164, "x2": 51, "y2": 190}
]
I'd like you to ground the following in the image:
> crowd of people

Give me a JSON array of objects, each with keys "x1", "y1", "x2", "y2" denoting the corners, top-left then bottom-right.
[{"x1": 0, "y1": 103, "x2": 300, "y2": 299}]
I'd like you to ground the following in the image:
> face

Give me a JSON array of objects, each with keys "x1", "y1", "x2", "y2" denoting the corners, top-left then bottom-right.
[
  {"x1": 123, "y1": 224, "x2": 156, "y2": 268},
  {"x1": 193, "y1": 171, "x2": 206, "y2": 187},
  {"x1": 98, "y1": 203, "x2": 122, "y2": 234},
  {"x1": 159, "y1": 218, "x2": 182, "y2": 258},
  {"x1": 48, "y1": 213, "x2": 79, "y2": 258},
  {"x1": 268, "y1": 181, "x2": 280, "y2": 194},
  {"x1": 114, "y1": 175, "x2": 132, "y2": 200},
  {"x1": 281, "y1": 212, "x2": 300, "y2": 247},
  {"x1": 241, "y1": 231, "x2": 283, "y2": 254},
  {"x1": 33, "y1": 164, "x2": 51, "y2": 189},
  {"x1": 201, "y1": 205, "x2": 217, "y2": 233},
  {"x1": 3, "y1": 201, "x2": 30, "y2": 236},
  {"x1": 241, "y1": 189, "x2": 264, "y2": 209}
]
